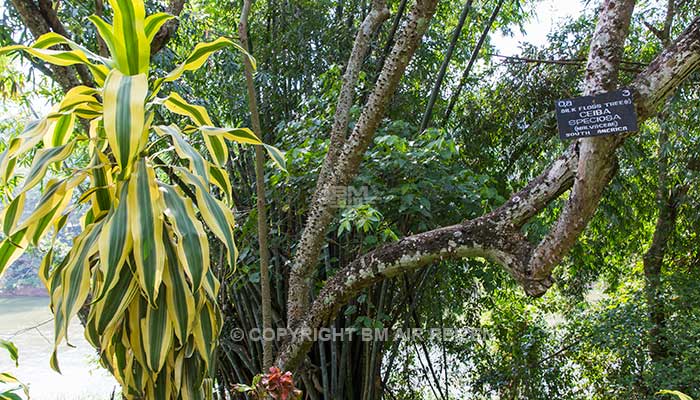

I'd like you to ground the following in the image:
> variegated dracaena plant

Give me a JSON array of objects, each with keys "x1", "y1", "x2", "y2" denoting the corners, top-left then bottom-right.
[{"x1": 0, "y1": 0, "x2": 284, "y2": 398}]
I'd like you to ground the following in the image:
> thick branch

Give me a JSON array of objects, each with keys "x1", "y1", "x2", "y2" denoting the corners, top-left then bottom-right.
[
  {"x1": 150, "y1": 0, "x2": 186, "y2": 55},
  {"x1": 287, "y1": 0, "x2": 439, "y2": 329},
  {"x1": 275, "y1": 12, "x2": 700, "y2": 370},
  {"x1": 528, "y1": 0, "x2": 636, "y2": 282},
  {"x1": 278, "y1": 217, "x2": 534, "y2": 370},
  {"x1": 316, "y1": 0, "x2": 390, "y2": 192}
]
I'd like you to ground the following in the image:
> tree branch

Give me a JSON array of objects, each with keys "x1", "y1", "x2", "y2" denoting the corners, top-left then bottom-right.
[
  {"x1": 528, "y1": 0, "x2": 636, "y2": 283},
  {"x1": 315, "y1": 0, "x2": 390, "y2": 192},
  {"x1": 150, "y1": 0, "x2": 187, "y2": 55},
  {"x1": 286, "y1": 0, "x2": 439, "y2": 329}
]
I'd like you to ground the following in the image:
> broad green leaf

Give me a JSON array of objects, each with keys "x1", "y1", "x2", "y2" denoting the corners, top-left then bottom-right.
[
  {"x1": 103, "y1": 69, "x2": 148, "y2": 177},
  {"x1": 128, "y1": 159, "x2": 165, "y2": 306},
  {"x1": 141, "y1": 285, "x2": 173, "y2": 372},
  {"x1": 161, "y1": 184, "x2": 209, "y2": 291},
  {"x1": 162, "y1": 230, "x2": 196, "y2": 344}
]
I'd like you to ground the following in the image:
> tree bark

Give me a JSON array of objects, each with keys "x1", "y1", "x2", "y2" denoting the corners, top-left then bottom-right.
[
  {"x1": 239, "y1": 0, "x2": 274, "y2": 369},
  {"x1": 150, "y1": 0, "x2": 187, "y2": 55},
  {"x1": 316, "y1": 0, "x2": 390, "y2": 193}
]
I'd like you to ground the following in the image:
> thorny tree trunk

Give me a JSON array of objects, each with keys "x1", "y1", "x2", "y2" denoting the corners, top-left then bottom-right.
[
  {"x1": 239, "y1": 0, "x2": 274, "y2": 369},
  {"x1": 286, "y1": 0, "x2": 437, "y2": 330}
]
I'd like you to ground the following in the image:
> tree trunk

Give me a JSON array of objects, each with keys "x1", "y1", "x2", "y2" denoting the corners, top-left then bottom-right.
[{"x1": 239, "y1": 0, "x2": 274, "y2": 369}]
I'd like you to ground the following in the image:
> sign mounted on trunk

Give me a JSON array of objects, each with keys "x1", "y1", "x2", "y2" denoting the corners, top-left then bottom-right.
[{"x1": 555, "y1": 89, "x2": 638, "y2": 140}]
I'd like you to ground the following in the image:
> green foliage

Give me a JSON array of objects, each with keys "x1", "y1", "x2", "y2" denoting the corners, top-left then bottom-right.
[{"x1": 0, "y1": 339, "x2": 29, "y2": 400}]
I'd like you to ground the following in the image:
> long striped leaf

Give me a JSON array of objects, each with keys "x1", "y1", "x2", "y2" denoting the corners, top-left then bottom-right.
[
  {"x1": 264, "y1": 143, "x2": 287, "y2": 172},
  {"x1": 145, "y1": 13, "x2": 175, "y2": 42},
  {"x1": 157, "y1": 92, "x2": 213, "y2": 126},
  {"x1": 154, "y1": 95, "x2": 228, "y2": 166},
  {"x1": 160, "y1": 184, "x2": 209, "y2": 291},
  {"x1": 152, "y1": 37, "x2": 253, "y2": 95},
  {"x1": 21, "y1": 141, "x2": 76, "y2": 193},
  {"x1": 16, "y1": 175, "x2": 84, "y2": 238},
  {"x1": 179, "y1": 353, "x2": 205, "y2": 400},
  {"x1": 0, "y1": 46, "x2": 92, "y2": 67},
  {"x1": 31, "y1": 32, "x2": 111, "y2": 66},
  {"x1": 208, "y1": 163, "x2": 232, "y2": 204},
  {"x1": 198, "y1": 126, "x2": 261, "y2": 145},
  {"x1": 192, "y1": 302, "x2": 220, "y2": 371},
  {"x1": 0, "y1": 229, "x2": 28, "y2": 279},
  {"x1": 103, "y1": 69, "x2": 148, "y2": 177},
  {"x1": 176, "y1": 168, "x2": 237, "y2": 271},
  {"x1": 128, "y1": 159, "x2": 165, "y2": 305},
  {"x1": 88, "y1": 15, "x2": 119, "y2": 64},
  {"x1": 153, "y1": 125, "x2": 209, "y2": 181},
  {"x1": 89, "y1": 149, "x2": 114, "y2": 218},
  {"x1": 111, "y1": 0, "x2": 150, "y2": 74},
  {"x1": 51, "y1": 221, "x2": 103, "y2": 372},
  {"x1": 141, "y1": 284, "x2": 173, "y2": 372},
  {"x1": 94, "y1": 263, "x2": 138, "y2": 334},
  {"x1": 162, "y1": 230, "x2": 196, "y2": 345},
  {"x1": 1, "y1": 194, "x2": 25, "y2": 236},
  {"x1": 45, "y1": 114, "x2": 75, "y2": 147},
  {"x1": 97, "y1": 182, "x2": 132, "y2": 300}
]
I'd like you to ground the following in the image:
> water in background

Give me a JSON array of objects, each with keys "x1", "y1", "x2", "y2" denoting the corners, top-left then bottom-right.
[{"x1": 0, "y1": 297, "x2": 119, "y2": 400}]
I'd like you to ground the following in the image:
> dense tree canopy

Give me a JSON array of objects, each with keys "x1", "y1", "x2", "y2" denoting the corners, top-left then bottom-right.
[{"x1": 0, "y1": 0, "x2": 699, "y2": 399}]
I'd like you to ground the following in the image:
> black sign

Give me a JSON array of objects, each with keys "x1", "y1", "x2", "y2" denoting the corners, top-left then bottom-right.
[{"x1": 555, "y1": 89, "x2": 638, "y2": 140}]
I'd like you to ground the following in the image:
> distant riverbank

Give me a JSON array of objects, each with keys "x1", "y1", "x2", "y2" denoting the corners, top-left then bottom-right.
[{"x1": 0, "y1": 286, "x2": 49, "y2": 297}]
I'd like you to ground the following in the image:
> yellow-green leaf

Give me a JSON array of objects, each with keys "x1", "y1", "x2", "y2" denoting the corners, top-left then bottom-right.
[
  {"x1": 103, "y1": 69, "x2": 148, "y2": 177},
  {"x1": 128, "y1": 159, "x2": 166, "y2": 305},
  {"x1": 161, "y1": 183, "x2": 210, "y2": 291}
]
